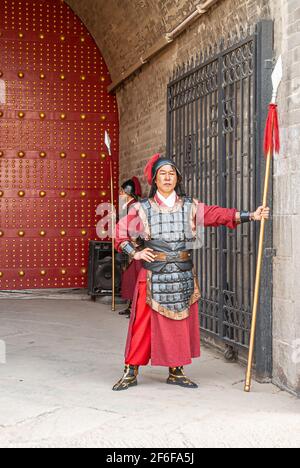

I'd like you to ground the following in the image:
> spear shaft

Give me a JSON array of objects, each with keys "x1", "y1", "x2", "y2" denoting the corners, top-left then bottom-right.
[
  {"x1": 105, "y1": 131, "x2": 116, "y2": 312},
  {"x1": 110, "y1": 159, "x2": 116, "y2": 312},
  {"x1": 244, "y1": 146, "x2": 272, "y2": 392}
]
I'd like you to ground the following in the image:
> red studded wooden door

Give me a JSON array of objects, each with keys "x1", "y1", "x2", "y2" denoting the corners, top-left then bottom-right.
[{"x1": 0, "y1": 0, "x2": 119, "y2": 290}]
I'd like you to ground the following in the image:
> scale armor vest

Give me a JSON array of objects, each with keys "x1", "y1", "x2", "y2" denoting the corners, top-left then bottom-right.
[{"x1": 139, "y1": 197, "x2": 200, "y2": 319}]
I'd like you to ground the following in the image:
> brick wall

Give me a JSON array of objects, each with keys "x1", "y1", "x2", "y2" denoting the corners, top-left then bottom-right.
[
  {"x1": 66, "y1": 0, "x2": 271, "y2": 192},
  {"x1": 116, "y1": 0, "x2": 271, "y2": 191},
  {"x1": 66, "y1": 0, "x2": 205, "y2": 80},
  {"x1": 271, "y1": 0, "x2": 300, "y2": 396}
]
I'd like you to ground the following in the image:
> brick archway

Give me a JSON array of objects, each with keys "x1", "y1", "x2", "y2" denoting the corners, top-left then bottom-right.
[{"x1": 0, "y1": 0, "x2": 119, "y2": 290}]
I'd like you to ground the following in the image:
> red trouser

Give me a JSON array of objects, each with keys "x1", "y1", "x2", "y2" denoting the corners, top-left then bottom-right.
[{"x1": 125, "y1": 281, "x2": 151, "y2": 366}]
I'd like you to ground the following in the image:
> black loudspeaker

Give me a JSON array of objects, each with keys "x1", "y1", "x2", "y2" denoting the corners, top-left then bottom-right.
[{"x1": 88, "y1": 241, "x2": 122, "y2": 301}]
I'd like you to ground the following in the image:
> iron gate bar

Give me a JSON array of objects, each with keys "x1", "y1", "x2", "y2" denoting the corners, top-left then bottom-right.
[
  {"x1": 167, "y1": 21, "x2": 274, "y2": 377},
  {"x1": 218, "y1": 50, "x2": 226, "y2": 344},
  {"x1": 254, "y1": 20, "x2": 274, "y2": 380}
]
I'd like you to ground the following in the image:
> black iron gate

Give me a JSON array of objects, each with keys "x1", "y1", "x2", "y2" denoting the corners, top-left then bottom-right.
[{"x1": 167, "y1": 21, "x2": 274, "y2": 379}]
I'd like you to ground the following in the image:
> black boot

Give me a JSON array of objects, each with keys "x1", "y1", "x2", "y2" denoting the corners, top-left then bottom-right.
[
  {"x1": 112, "y1": 365, "x2": 138, "y2": 391},
  {"x1": 119, "y1": 307, "x2": 131, "y2": 316},
  {"x1": 119, "y1": 301, "x2": 132, "y2": 316},
  {"x1": 126, "y1": 301, "x2": 132, "y2": 319},
  {"x1": 167, "y1": 367, "x2": 198, "y2": 389}
]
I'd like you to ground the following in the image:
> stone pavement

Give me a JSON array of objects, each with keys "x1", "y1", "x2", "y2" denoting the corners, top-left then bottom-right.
[{"x1": 0, "y1": 299, "x2": 299, "y2": 448}]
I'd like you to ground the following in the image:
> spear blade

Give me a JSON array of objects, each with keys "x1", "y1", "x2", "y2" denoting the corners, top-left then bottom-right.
[
  {"x1": 105, "y1": 130, "x2": 112, "y2": 156},
  {"x1": 271, "y1": 55, "x2": 283, "y2": 104}
]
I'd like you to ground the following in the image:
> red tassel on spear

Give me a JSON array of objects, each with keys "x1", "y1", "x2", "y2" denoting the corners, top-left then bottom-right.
[
  {"x1": 264, "y1": 103, "x2": 280, "y2": 157},
  {"x1": 245, "y1": 57, "x2": 282, "y2": 393}
]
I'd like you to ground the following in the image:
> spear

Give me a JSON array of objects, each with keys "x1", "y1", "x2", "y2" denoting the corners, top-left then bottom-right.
[
  {"x1": 105, "y1": 130, "x2": 116, "y2": 312},
  {"x1": 244, "y1": 56, "x2": 282, "y2": 392}
]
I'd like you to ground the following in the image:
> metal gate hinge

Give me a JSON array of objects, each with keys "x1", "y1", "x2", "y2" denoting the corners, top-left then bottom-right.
[
  {"x1": 264, "y1": 59, "x2": 274, "y2": 69},
  {"x1": 265, "y1": 248, "x2": 277, "y2": 258}
]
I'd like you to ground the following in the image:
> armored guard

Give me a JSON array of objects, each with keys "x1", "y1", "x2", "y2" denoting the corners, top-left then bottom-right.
[
  {"x1": 113, "y1": 154, "x2": 270, "y2": 391},
  {"x1": 118, "y1": 177, "x2": 142, "y2": 317}
]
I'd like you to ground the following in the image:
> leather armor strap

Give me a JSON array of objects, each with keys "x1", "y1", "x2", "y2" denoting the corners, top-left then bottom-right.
[
  {"x1": 120, "y1": 241, "x2": 137, "y2": 259},
  {"x1": 240, "y1": 211, "x2": 253, "y2": 223},
  {"x1": 152, "y1": 251, "x2": 192, "y2": 262}
]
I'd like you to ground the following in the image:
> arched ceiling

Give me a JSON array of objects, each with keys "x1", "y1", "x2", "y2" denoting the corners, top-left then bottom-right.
[{"x1": 65, "y1": 0, "x2": 203, "y2": 81}]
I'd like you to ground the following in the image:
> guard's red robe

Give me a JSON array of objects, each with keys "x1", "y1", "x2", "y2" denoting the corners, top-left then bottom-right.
[
  {"x1": 121, "y1": 260, "x2": 142, "y2": 302},
  {"x1": 115, "y1": 194, "x2": 238, "y2": 367}
]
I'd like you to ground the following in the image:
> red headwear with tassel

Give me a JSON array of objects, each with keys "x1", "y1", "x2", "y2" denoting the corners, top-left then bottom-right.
[
  {"x1": 144, "y1": 153, "x2": 161, "y2": 185},
  {"x1": 264, "y1": 104, "x2": 280, "y2": 157},
  {"x1": 132, "y1": 176, "x2": 142, "y2": 198}
]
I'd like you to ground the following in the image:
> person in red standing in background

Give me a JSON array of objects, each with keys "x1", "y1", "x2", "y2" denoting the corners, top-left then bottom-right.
[
  {"x1": 118, "y1": 177, "x2": 143, "y2": 318},
  {"x1": 113, "y1": 154, "x2": 270, "y2": 391}
]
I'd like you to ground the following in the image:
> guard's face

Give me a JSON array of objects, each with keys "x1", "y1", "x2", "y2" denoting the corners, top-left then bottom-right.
[
  {"x1": 155, "y1": 165, "x2": 178, "y2": 193},
  {"x1": 119, "y1": 188, "x2": 128, "y2": 205}
]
